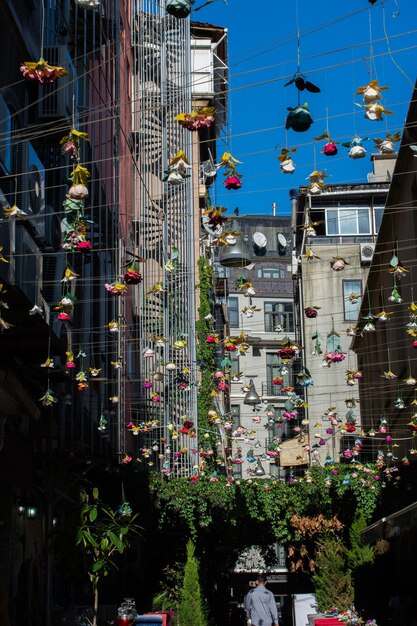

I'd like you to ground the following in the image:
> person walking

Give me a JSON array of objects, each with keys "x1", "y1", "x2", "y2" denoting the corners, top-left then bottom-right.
[{"x1": 244, "y1": 574, "x2": 279, "y2": 626}]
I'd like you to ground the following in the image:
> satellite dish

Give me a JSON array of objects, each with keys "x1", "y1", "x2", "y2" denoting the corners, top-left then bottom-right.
[
  {"x1": 253, "y1": 232, "x2": 267, "y2": 248},
  {"x1": 277, "y1": 233, "x2": 287, "y2": 247}
]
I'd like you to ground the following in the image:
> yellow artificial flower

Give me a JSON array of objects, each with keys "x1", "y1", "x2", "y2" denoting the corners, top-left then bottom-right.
[
  {"x1": 70, "y1": 164, "x2": 90, "y2": 185},
  {"x1": 40, "y1": 357, "x2": 54, "y2": 369},
  {"x1": 62, "y1": 267, "x2": 79, "y2": 282}
]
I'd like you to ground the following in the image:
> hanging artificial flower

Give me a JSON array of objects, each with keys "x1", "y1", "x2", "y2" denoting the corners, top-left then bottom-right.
[
  {"x1": 0, "y1": 317, "x2": 13, "y2": 332},
  {"x1": 314, "y1": 131, "x2": 338, "y2": 156},
  {"x1": 388, "y1": 251, "x2": 409, "y2": 280},
  {"x1": 61, "y1": 267, "x2": 79, "y2": 283},
  {"x1": 165, "y1": 247, "x2": 179, "y2": 273},
  {"x1": 324, "y1": 326, "x2": 346, "y2": 364},
  {"x1": 147, "y1": 282, "x2": 164, "y2": 295},
  {"x1": 104, "y1": 281, "x2": 128, "y2": 296},
  {"x1": 382, "y1": 370, "x2": 397, "y2": 380},
  {"x1": 407, "y1": 416, "x2": 417, "y2": 432},
  {"x1": 296, "y1": 368, "x2": 314, "y2": 387},
  {"x1": 342, "y1": 135, "x2": 368, "y2": 159},
  {"x1": 106, "y1": 320, "x2": 124, "y2": 333},
  {"x1": 236, "y1": 276, "x2": 255, "y2": 297},
  {"x1": 60, "y1": 128, "x2": 89, "y2": 160},
  {"x1": 277, "y1": 147, "x2": 297, "y2": 174},
  {"x1": 203, "y1": 205, "x2": 228, "y2": 229},
  {"x1": 359, "y1": 102, "x2": 394, "y2": 122},
  {"x1": 218, "y1": 152, "x2": 243, "y2": 190},
  {"x1": 29, "y1": 304, "x2": 43, "y2": 316},
  {"x1": 39, "y1": 389, "x2": 58, "y2": 406},
  {"x1": 61, "y1": 165, "x2": 91, "y2": 251},
  {"x1": 375, "y1": 310, "x2": 392, "y2": 322},
  {"x1": 277, "y1": 338, "x2": 301, "y2": 362},
  {"x1": 373, "y1": 131, "x2": 401, "y2": 154},
  {"x1": 75, "y1": 0, "x2": 101, "y2": 8},
  {"x1": 163, "y1": 150, "x2": 192, "y2": 185},
  {"x1": 2, "y1": 204, "x2": 27, "y2": 219},
  {"x1": 206, "y1": 333, "x2": 219, "y2": 344},
  {"x1": 20, "y1": 58, "x2": 69, "y2": 84},
  {"x1": 304, "y1": 306, "x2": 320, "y2": 318},
  {"x1": 286, "y1": 103, "x2": 314, "y2": 132},
  {"x1": 300, "y1": 218, "x2": 322, "y2": 238},
  {"x1": 123, "y1": 260, "x2": 142, "y2": 284},
  {"x1": 303, "y1": 248, "x2": 321, "y2": 261},
  {"x1": 54, "y1": 293, "x2": 76, "y2": 320},
  {"x1": 89, "y1": 367, "x2": 101, "y2": 377},
  {"x1": 306, "y1": 170, "x2": 327, "y2": 195},
  {"x1": 175, "y1": 107, "x2": 215, "y2": 131},
  {"x1": 388, "y1": 283, "x2": 402, "y2": 303},
  {"x1": 242, "y1": 305, "x2": 261, "y2": 318},
  {"x1": 356, "y1": 79, "x2": 389, "y2": 103},
  {"x1": 0, "y1": 247, "x2": 9, "y2": 264},
  {"x1": 330, "y1": 256, "x2": 349, "y2": 271},
  {"x1": 173, "y1": 337, "x2": 187, "y2": 350},
  {"x1": 394, "y1": 397, "x2": 405, "y2": 409}
]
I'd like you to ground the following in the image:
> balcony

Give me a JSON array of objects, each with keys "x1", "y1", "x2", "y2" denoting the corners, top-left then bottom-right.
[{"x1": 261, "y1": 382, "x2": 288, "y2": 399}]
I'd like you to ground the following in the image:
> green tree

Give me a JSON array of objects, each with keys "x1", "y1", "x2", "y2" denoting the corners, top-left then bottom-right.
[
  {"x1": 178, "y1": 541, "x2": 207, "y2": 626},
  {"x1": 346, "y1": 512, "x2": 375, "y2": 571},
  {"x1": 313, "y1": 537, "x2": 354, "y2": 613},
  {"x1": 76, "y1": 487, "x2": 140, "y2": 626}
]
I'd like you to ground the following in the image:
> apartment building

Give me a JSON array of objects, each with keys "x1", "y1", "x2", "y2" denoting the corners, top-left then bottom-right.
[
  {"x1": 216, "y1": 213, "x2": 297, "y2": 478},
  {"x1": 293, "y1": 155, "x2": 394, "y2": 465}
]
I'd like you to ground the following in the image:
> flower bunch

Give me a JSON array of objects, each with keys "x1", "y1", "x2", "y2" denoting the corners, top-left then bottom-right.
[
  {"x1": 20, "y1": 58, "x2": 69, "y2": 84},
  {"x1": 175, "y1": 107, "x2": 215, "y2": 131}
]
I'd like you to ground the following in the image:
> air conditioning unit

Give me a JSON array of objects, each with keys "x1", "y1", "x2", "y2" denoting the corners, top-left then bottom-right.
[
  {"x1": 37, "y1": 46, "x2": 75, "y2": 119},
  {"x1": 360, "y1": 242, "x2": 375, "y2": 265}
]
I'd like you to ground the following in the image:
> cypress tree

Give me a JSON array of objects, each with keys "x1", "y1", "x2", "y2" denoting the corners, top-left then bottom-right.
[
  {"x1": 313, "y1": 537, "x2": 354, "y2": 613},
  {"x1": 178, "y1": 541, "x2": 206, "y2": 626}
]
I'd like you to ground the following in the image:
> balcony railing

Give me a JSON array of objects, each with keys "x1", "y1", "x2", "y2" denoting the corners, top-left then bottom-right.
[{"x1": 262, "y1": 382, "x2": 287, "y2": 397}]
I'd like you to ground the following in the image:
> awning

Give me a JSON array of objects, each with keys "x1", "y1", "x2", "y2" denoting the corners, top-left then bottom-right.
[{"x1": 360, "y1": 500, "x2": 417, "y2": 544}]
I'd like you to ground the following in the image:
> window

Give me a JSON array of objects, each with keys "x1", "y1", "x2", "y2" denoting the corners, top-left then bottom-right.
[
  {"x1": 326, "y1": 207, "x2": 371, "y2": 236},
  {"x1": 230, "y1": 351, "x2": 240, "y2": 377},
  {"x1": 266, "y1": 353, "x2": 291, "y2": 394},
  {"x1": 257, "y1": 267, "x2": 285, "y2": 279},
  {"x1": 374, "y1": 207, "x2": 384, "y2": 233},
  {"x1": 343, "y1": 280, "x2": 362, "y2": 321},
  {"x1": 227, "y1": 297, "x2": 239, "y2": 328},
  {"x1": 231, "y1": 405, "x2": 241, "y2": 430},
  {"x1": 264, "y1": 302, "x2": 294, "y2": 332}
]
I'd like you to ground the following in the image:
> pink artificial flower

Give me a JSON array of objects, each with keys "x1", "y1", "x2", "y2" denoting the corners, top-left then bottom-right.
[
  {"x1": 58, "y1": 312, "x2": 71, "y2": 320},
  {"x1": 224, "y1": 176, "x2": 242, "y2": 190},
  {"x1": 143, "y1": 381, "x2": 153, "y2": 389},
  {"x1": 206, "y1": 335, "x2": 217, "y2": 343},
  {"x1": 77, "y1": 241, "x2": 92, "y2": 250},
  {"x1": 216, "y1": 380, "x2": 229, "y2": 392},
  {"x1": 323, "y1": 142, "x2": 338, "y2": 156},
  {"x1": 214, "y1": 371, "x2": 225, "y2": 379},
  {"x1": 178, "y1": 382, "x2": 188, "y2": 390},
  {"x1": 66, "y1": 361, "x2": 76, "y2": 369}
]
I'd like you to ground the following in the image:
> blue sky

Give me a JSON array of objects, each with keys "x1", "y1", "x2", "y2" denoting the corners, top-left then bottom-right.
[{"x1": 195, "y1": 0, "x2": 417, "y2": 215}]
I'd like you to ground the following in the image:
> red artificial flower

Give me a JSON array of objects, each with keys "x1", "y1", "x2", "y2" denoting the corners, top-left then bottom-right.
[
  {"x1": 277, "y1": 347, "x2": 296, "y2": 360},
  {"x1": 124, "y1": 269, "x2": 142, "y2": 285},
  {"x1": 304, "y1": 307, "x2": 318, "y2": 318}
]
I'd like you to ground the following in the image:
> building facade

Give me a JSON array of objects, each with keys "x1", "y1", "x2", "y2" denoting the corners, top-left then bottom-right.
[{"x1": 293, "y1": 156, "x2": 394, "y2": 465}]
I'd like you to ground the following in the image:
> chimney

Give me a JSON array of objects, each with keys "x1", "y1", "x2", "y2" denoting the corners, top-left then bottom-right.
[{"x1": 368, "y1": 153, "x2": 397, "y2": 183}]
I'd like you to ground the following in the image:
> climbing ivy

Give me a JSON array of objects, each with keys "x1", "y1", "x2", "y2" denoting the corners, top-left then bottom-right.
[
  {"x1": 195, "y1": 257, "x2": 217, "y2": 454},
  {"x1": 149, "y1": 466, "x2": 382, "y2": 542}
]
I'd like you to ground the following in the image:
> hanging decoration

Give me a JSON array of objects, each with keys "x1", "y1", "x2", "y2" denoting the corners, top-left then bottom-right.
[
  {"x1": 284, "y1": 72, "x2": 320, "y2": 94},
  {"x1": 277, "y1": 338, "x2": 301, "y2": 362},
  {"x1": 286, "y1": 103, "x2": 313, "y2": 132},
  {"x1": 306, "y1": 170, "x2": 327, "y2": 195},
  {"x1": 342, "y1": 135, "x2": 368, "y2": 159},
  {"x1": 242, "y1": 305, "x2": 261, "y2": 318},
  {"x1": 175, "y1": 107, "x2": 215, "y2": 131},
  {"x1": 355, "y1": 79, "x2": 392, "y2": 121},
  {"x1": 20, "y1": 58, "x2": 68, "y2": 84},
  {"x1": 330, "y1": 256, "x2": 349, "y2": 271},
  {"x1": 303, "y1": 248, "x2": 321, "y2": 261},
  {"x1": 166, "y1": 0, "x2": 221, "y2": 18},
  {"x1": 324, "y1": 325, "x2": 346, "y2": 365},
  {"x1": 163, "y1": 150, "x2": 192, "y2": 185},
  {"x1": 60, "y1": 128, "x2": 89, "y2": 161},
  {"x1": 314, "y1": 130, "x2": 338, "y2": 157},
  {"x1": 74, "y1": 0, "x2": 101, "y2": 9},
  {"x1": 123, "y1": 261, "x2": 142, "y2": 285},
  {"x1": 277, "y1": 148, "x2": 297, "y2": 174},
  {"x1": 218, "y1": 152, "x2": 243, "y2": 190},
  {"x1": 304, "y1": 306, "x2": 320, "y2": 318},
  {"x1": 356, "y1": 79, "x2": 389, "y2": 104},
  {"x1": 373, "y1": 131, "x2": 401, "y2": 154},
  {"x1": 20, "y1": 1, "x2": 68, "y2": 84}
]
